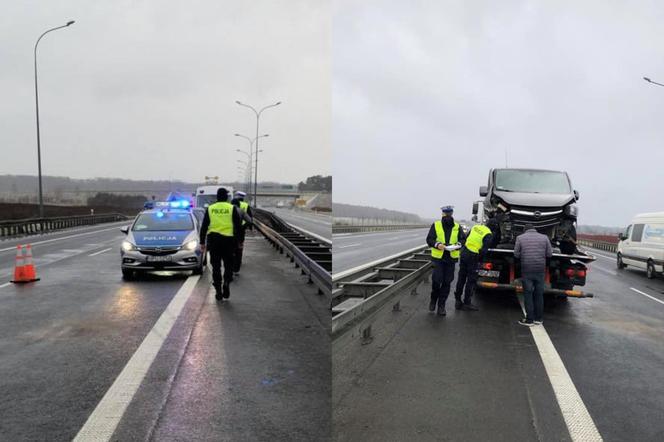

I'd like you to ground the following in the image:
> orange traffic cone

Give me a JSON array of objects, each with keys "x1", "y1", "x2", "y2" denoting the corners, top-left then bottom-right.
[{"x1": 11, "y1": 244, "x2": 40, "y2": 283}]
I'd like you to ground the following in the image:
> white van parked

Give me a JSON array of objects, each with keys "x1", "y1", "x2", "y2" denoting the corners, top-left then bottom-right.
[{"x1": 617, "y1": 212, "x2": 664, "y2": 278}]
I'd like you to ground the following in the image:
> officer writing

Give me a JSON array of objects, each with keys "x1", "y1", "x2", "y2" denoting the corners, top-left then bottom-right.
[
  {"x1": 426, "y1": 205, "x2": 466, "y2": 316},
  {"x1": 200, "y1": 187, "x2": 242, "y2": 301}
]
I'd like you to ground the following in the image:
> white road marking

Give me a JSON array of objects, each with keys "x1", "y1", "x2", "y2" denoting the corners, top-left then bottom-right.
[
  {"x1": 630, "y1": 287, "x2": 664, "y2": 306},
  {"x1": 0, "y1": 225, "x2": 126, "y2": 253},
  {"x1": 516, "y1": 297, "x2": 603, "y2": 441},
  {"x1": 337, "y1": 243, "x2": 361, "y2": 249},
  {"x1": 73, "y1": 275, "x2": 200, "y2": 441},
  {"x1": 89, "y1": 247, "x2": 113, "y2": 257},
  {"x1": 0, "y1": 282, "x2": 10, "y2": 289},
  {"x1": 333, "y1": 244, "x2": 426, "y2": 280}
]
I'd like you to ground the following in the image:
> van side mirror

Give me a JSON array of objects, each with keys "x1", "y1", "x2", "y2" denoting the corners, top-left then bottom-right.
[
  {"x1": 479, "y1": 186, "x2": 488, "y2": 197},
  {"x1": 472, "y1": 202, "x2": 479, "y2": 215},
  {"x1": 618, "y1": 233, "x2": 626, "y2": 241},
  {"x1": 120, "y1": 226, "x2": 129, "y2": 235},
  {"x1": 574, "y1": 190, "x2": 579, "y2": 201}
]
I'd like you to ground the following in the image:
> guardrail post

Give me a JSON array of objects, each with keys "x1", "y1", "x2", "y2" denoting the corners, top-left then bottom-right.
[{"x1": 361, "y1": 324, "x2": 373, "y2": 344}]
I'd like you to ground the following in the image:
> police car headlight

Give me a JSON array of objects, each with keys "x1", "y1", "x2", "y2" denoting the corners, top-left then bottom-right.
[
  {"x1": 121, "y1": 240, "x2": 136, "y2": 252},
  {"x1": 183, "y1": 239, "x2": 198, "y2": 251}
]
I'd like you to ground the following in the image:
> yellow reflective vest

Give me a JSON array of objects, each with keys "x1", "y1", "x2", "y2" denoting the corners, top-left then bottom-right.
[
  {"x1": 431, "y1": 221, "x2": 460, "y2": 259},
  {"x1": 239, "y1": 201, "x2": 249, "y2": 225},
  {"x1": 207, "y1": 202, "x2": 234, "y2": 237},
  {"x1": 465, "y1": 224, "x2": 492, "y2": 254}
]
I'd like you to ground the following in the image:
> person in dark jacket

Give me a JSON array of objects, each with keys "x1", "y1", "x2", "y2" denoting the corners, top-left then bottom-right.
[
  {"x1": 514, "y1": 223, "x2": 553, "y2": 326},
  {"x1": 454, "y1": 218, "x2": 499, "y2": 311},
  {"x1": 200, "y1": 187, "x2": 242, "y2": 300},
  {"x1": 230, "y1": 191, "x2": 253, "y2": 275},
  {"x1": 426, "y1": 206, "x2": 467, "y2": 316}
]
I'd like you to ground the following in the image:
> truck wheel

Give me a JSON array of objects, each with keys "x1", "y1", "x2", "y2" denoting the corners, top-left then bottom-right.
[
  {"x1": 617, "y1": 254, "x2": 626, "y2": 269},
  {"x1": 647, "y1": 261, "x2": 656, "y2": 279},
  {"x1": 122, "y1": 268, "x2": 134, "y2": 280}
]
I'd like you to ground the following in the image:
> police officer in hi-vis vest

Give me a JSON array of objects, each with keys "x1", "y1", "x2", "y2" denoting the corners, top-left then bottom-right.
[
  {"x1": 231, "y1": 191, "x2": 253, "y2": 276},
  {"x1": 454, "y1": 218, "x2": 499, "y2": 311},
  {"x1": 200, "y1": 187, "x2": 242, "y2": 300},
  {"x1": 426, "y1": 206, "x2": 467, "y2": 316}
]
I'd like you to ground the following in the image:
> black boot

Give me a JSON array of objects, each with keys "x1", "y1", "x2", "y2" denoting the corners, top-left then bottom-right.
[
  {"x1": 222, "y1": 283, "x2": 230, "y2": 299},
  {"x1": 437, "y1": 306, "x2": 446, "y2": 316},
  {"x1": 455, "y1": 297, "x2": 463, "y2": 310},
  {"x1": 214, "y1": 285, "x2": 222, "y2": 301},
  {"x1": 462, "y1": 302, "x2": 479, "y2": 311},
  {"x1": 429, "y1": 300, "x2": 436, "y2": 312}
]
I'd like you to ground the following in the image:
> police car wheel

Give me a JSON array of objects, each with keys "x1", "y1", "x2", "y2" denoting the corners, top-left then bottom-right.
[
  {"x1": 122, "y1": 268, "x2": 134, "y2": 280},
  {"x1": 193, "y1": 264, "x2": 204, "y2": 275}
]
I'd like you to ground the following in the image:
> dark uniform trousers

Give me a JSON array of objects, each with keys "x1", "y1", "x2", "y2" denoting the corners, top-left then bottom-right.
[
  {"x1": 207, "y1": 232, "x2": 235, "y2": 289},
  {"x1": 233, "y1": 224, "x2": 246, "y2": 273},
  {"x1": 455, "y1": 248, "x2": 479, "y2": 304},
  {"x1": 431, "y1": 259, "x2": 456, "y2": 307}
]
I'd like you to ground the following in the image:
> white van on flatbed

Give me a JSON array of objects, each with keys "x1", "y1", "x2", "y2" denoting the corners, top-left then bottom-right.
[{"x1": 617, "y1": 212, "x2": 664, "y2": 278}]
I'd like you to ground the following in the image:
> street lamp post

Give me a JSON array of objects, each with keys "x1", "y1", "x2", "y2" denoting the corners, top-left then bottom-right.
[
  {"x1": 235, "y1": 100, "x2": 281, "y2": 207},
  {"x1": 234, "y1": 133, "x2": 268, "y2": 204},
  {"x1": 236, "y1": 149, "x2": 252, "y2": 194},
  {"x1": 34, "y1": 20, "x2": 75, "y2": 220},
  {"x1": 644, "y1": 76, "x2": 664, "y2": 87}
]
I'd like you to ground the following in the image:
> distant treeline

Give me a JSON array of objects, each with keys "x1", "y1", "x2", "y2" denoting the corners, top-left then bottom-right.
[
  {"x1": 298, "y1": 175, "x2": 331, "y2": 192},
  {"x1": 87, "y1": 193, "x2": 147, "y2": 209},
  {"x1": 577, "y1": 225, "x2": 623, "y2": 235},
  {"x1": 333, "y1": 202, "x2": 422, "y2": 223}
]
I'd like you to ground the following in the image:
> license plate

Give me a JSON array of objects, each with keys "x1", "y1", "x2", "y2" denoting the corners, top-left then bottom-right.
[
  {"x1": 478, "y1": 270, "x2": 500, "y2": 278},
  {"x1": 147, "y1": 255, "x2": 172, "y2": 262}
]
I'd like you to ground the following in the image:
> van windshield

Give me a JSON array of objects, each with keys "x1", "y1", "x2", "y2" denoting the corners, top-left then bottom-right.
[
  {"x1": 196, "y1": 195, "x2": 217, "y2": 207},
  {"x1": 494, "y1": 170, "x2": 571, "y2": 194}
]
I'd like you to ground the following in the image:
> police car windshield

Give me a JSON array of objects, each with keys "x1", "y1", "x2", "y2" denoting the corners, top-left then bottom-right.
[
  {"x1": 494, "y1": 170, "x2": 571, "y2": 194},
  {"x1": 132, "y1": 212, "x2": 193, "y2": 231}
]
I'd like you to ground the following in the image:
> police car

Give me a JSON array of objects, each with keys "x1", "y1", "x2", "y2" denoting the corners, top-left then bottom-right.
[{"x1": 120, "y1": 200, "x2": 206, "y2": 279}]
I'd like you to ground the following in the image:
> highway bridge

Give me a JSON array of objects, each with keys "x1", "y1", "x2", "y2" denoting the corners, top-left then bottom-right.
[
  {"x1": 332, "y1": 227, "x2": 664, "y2": 441},
  {"x1": 0, "y1": 209, "x2": 331, "y2": 441}
]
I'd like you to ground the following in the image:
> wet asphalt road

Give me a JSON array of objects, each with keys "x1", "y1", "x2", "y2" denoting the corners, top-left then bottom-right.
[
  {"x1": 333, "y1": 228, "x2": 429, "y2": 274},
  {"x1": 333, "y1": 245, "x2": 664, "y2": 441},
  {"x1": 0, "y1": 224, "x2": 330, "y2": 441},
  {"x1": 271, "y1": 208, "x2": 332, "y2": 241}
]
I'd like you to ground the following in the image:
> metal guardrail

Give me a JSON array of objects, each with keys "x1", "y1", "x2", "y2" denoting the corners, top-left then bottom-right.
[
  {"x1": 0, "y1": 213, "x2": 129, "y2": 239},
  {"x1": 577, "y1": 239, "x2": 617, "y2": 253},
  {"x1": 331, "y1": 245, "x2": 431, "y2": 342},
  {"x1": 333, "y1": 224, "x2": 429, "y2": 234},
  {"x1": 253, "y1": 209, "x2": 331, "y2": 297}
]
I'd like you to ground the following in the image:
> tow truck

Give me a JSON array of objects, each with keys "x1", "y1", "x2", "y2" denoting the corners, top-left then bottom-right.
[{"x1": 472, "y1": 168, "x2": 595, "y2": 299}]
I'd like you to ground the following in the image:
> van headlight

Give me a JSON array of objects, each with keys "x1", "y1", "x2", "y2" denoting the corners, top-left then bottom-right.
[
  {"x1": 122, "y1": 240, "x2": 136, "y2": 252},
  {"x1": 183, "y1": 239, "x2": 198, "y2": 251},
  {"x1": 564, "y1": 204, "x2": 578, "y2": 218}
]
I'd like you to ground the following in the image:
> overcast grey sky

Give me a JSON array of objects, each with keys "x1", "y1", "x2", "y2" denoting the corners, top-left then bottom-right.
[
  {"x1": 1, "y1": 0, "x2": 329, "y2": 184},
  {"x1": 333, "y1": 0, "x2": 664, "y2": 226}
]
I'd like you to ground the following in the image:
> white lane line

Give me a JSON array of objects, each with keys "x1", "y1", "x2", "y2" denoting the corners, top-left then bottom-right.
[
  {"x1": 74, "y1": 275, "x2": 200, "y2": 441},
  {"x1": 333, "y1": 244, "x2": 426, "y2": 280},
  {"x1": 630, "y1": 287, "x2": 664, "y2": 306},
  {"x1": 89, "y1": 247, "x2": 113, "y2": 257},
  {"x1": 530, "y1": 326, "x2": 603, "y2": 441},
  {"x1": 515, "y1": 297, "x2": 602, "y2": 441},
  {"x1": 337, "y1": 243, "x2": 361, "y2": 249},
  {"x1": 0, "y1": 225, "x2": 126, "y2": 253},
  {"x1": 0, "y1": 282, "x2": 10, "y2": 289}
]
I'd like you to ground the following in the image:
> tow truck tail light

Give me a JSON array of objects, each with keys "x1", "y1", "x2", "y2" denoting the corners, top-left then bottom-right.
[
  {"x1": 565, "y1": 268, "x2": 576, "y2": 277},
  {"x1": 576, "y1": 269, "x2": 586, "y2": 278},
  {"x1": 482, "y1": 263, "x2": 493, "y2": 270}
]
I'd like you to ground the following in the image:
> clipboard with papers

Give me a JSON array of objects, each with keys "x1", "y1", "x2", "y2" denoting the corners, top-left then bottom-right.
[{"x1": 444, "y1": 244, "x2": 462, "y2": 251}]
